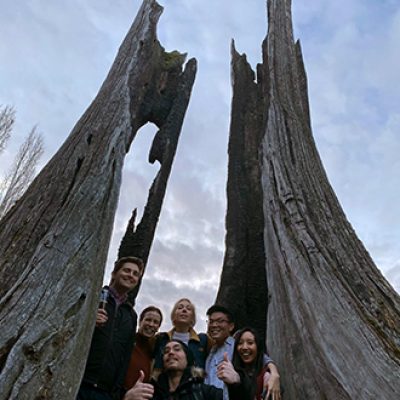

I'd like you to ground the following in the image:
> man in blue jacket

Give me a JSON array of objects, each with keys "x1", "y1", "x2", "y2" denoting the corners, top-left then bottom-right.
[
  {"x1": 77, "y1": 256, "x2": 144, "y2": 400},
  {"x1": 205, "y1": 305, "x2": 280, "y2": 400}
]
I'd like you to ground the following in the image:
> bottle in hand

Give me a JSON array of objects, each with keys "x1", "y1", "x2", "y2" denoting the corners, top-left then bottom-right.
[{"x1": 99, "y1": 288, "x2": 109, "y2": 310}]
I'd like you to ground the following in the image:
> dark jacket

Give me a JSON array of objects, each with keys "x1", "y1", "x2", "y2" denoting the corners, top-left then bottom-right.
[
  {"x1": 228, "y1": 366, "x2": 281, "y2": 400},
  {"x1": 152, "y1": 369, "x2": 222, "y2": 400},
  {"x1": 81, "y1": 287, "x2": 137, "y2": 394},
  {"x1": 227, "y1": 369, "x2": 254, "y2": 400}
]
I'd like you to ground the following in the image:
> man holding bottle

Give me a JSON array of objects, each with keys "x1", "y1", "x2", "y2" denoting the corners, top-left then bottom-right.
[{"x1": 77, "y1": 256, "x2": 144, "y2": 400}]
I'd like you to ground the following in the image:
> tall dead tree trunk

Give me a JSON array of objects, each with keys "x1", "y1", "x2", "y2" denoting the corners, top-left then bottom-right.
[
  {"x1": 217, "y1": 0, "x2": 400, "y2": 398},
  {"x1": 117, "y1": 50, "x2": 194, "y2": 301},
  {"x1": 0, "y1": 1, "x2": 196, "y2": 399},
  {"x1": 216, "y1": 42, "x2": 268, "y2": 342}
]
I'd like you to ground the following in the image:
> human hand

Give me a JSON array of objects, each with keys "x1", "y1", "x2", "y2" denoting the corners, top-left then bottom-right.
[
  {"x1": 96, "y1": 308, "x2": 108, "y2": 327},
  {"x1": 263, "y1": 369, "x2": 281, "y2": 400},
  {"x1": 124, "y1": 371, "x2": 154, "y2": 400},
  {"x1": 216, "y1": 352, "x2": 240, "y2": 384}
]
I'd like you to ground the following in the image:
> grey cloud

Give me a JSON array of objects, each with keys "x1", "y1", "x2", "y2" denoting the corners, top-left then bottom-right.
[
  {"x1": 147, "y1": 238, "x2": 223, "y2": 282},
  {"x1": 136, "y1": 274, "x2": 220, "y2": 333}
]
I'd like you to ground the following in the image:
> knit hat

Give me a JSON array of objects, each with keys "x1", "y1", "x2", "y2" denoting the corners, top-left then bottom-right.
[{"x1": 164, "y1": 339, "x2": 194, "y2": 369}]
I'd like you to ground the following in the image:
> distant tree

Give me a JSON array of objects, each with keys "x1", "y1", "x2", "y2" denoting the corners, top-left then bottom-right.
[
  {"x1": 0, "y1": 105, "x2": 15, "y2": 154},
  {"x1": 0, "y1": 105, "x2": 44, "y2": 219}
]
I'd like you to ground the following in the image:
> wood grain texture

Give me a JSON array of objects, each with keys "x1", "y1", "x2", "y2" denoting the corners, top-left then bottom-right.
[
  {"x1": 0, "y1": 1, "x2": 196, "y2": 399},
  {"x1": 216, "y1": 41, "x2": 268, "y2": 342},
  {"x1": 262, "y1": 0, "x2": 400, "y2": 398},
  {"x1": 217, "y1": 0, "x2": 400, "y2": 398}
]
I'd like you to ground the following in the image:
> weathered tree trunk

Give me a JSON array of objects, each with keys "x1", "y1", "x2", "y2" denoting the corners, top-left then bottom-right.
[
  {"x1": 117, "y1": 50, "x2": 195, "y2": 301},
  {"x1": 216, "y1": 42, "x2": 268, "y2": 342},
  {"x1": 218, "y1": 0, "x2": 400, "y2": 398},
  {"x1": 0, "y1": 1, "x2": 196, "y2": 399}
]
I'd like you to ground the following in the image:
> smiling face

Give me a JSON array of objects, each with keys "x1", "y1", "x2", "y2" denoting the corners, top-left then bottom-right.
[
  {"x1": 163, "y1": 341, "x2": 188, "y2": 372},
  {"x1": 138, "y1": 310, "x2": 162, "y2": 338},
  {"x1": 172, "y1": 299, "x2": 195, "y2": 329},
  {"x1": 110, "y1": 262, "x2": 141, "y2": 294},
  {"x1": 237, "y1": 331, "x2": 258, "y2": 365},
  {"x1": 207, "y1": 311, "x2": 234, "y2": 346}
]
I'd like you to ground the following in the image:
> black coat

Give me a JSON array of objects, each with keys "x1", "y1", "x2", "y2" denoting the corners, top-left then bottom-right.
[
  {"x1": 81, "y1": 287, "x2": 137, "y2": 394},
  {"x1": 152, "y1": 370, "x2": 222, "y2": 400}
]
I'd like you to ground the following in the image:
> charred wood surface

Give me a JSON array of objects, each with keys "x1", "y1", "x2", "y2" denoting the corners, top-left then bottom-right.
[
  {"x1": 0, "y1": 1, "x2": 196, "y2": 399},
  {"x1": 117, "y1": 47, "x2": 196, "y2": 302},
  {"x1": 216, "y1": 42, "x2": 268, "y2": 341}
]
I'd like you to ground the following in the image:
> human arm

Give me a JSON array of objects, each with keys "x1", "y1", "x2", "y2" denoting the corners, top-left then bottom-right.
[
  {"x1": 263, "y1": 363, "x2": 281, "y2": 400},
  {"x1": 217, "y1": 353, "x2": 253, "y2": 400},
  {"x1": 115, "y1": 308, "x2": 138, "y2": 396}
]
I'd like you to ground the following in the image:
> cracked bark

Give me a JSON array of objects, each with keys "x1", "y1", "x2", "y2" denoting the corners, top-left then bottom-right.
[
  {"x1": 117, "y1": 47, "x2": 195, "y2": 302},
  {"x1": 216, "y1": 41, "x2": 268, "y2": 342},
  {"x1": 217, "y1": 0, "x2": 400, "y2": 398},
  {"x1": 0, "y1": 1, "x2": 196, "y2": 399}
]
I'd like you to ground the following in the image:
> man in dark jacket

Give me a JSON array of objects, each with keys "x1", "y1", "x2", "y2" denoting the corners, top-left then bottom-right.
[
  {"x1": 77, "y1": 256, "x2": 144, "y2": 400},
  {"x1": 123, "y1": 340, "x2": 222, "y2": 400}
]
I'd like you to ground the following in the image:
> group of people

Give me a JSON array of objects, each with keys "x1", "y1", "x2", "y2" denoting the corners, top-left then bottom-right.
[{"x1": 76, "y1": 257, "x2": 282, "y2": 400}]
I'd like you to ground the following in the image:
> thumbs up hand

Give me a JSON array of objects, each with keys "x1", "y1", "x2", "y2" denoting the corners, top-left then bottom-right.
[
  {"x1": 137, "y1": 370, "x2": 145, "y2": 383},
  {"x1": 216, "y1": 352, "x2": 240, "y2": 384},
  {"x1": 123, "y1": 370, "x2": 154, "y2": 400}
]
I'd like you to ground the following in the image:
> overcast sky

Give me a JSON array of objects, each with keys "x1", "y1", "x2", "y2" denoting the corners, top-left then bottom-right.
[{"x1": 1, "y1": 0, "x2": 399, "y2": 332}]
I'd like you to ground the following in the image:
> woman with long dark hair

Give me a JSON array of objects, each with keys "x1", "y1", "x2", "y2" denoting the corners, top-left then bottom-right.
[{"x1": 218, "y1": 327, "x2": 281, "y2": 400}]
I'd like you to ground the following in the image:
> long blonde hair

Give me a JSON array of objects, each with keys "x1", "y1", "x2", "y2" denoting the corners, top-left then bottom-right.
[{"x1": 170, "y1": 298, "x2": 196, "y2": 328}]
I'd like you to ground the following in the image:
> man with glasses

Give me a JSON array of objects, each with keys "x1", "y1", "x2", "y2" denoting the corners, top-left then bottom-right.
[
  {"x1": 204, "y1": 305, "x2": 238, "y2": 399},
  {"x1": 205, "y1": 305, "x2": 277, "y2": 400}
]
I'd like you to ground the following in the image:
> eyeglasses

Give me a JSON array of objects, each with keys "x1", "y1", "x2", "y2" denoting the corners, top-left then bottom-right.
[{"x1": 206, "y1": 318, "x2": 229, "y2": 326}]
